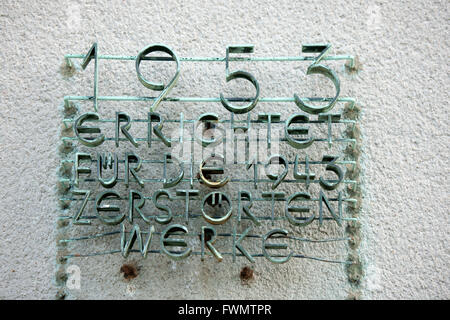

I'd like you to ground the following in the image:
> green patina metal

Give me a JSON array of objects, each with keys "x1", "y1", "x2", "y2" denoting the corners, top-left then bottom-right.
[
  {"x1": 135, "y1": 44, "x2": 180, "y2": 112},
  {"x1": 58, "y1": 42, "x2": 360, "y2": 265},
  {"x1": 220, "y1": 45, "x2": 260, "y2": 114}
]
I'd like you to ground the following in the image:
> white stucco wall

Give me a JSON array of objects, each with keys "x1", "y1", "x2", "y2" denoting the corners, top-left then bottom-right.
[{"x1": 0, "y1": 0, "x2": 448, "y2": 299}]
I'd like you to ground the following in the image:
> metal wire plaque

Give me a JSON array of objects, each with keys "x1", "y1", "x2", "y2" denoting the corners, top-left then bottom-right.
[{"x1": 57, "y1": 43, "x2": 361, "y2": 270}]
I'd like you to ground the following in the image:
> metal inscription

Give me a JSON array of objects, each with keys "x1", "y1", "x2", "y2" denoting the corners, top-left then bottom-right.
[{"x1": 58, "y1": 43, "x2": 360, "y2": 265}]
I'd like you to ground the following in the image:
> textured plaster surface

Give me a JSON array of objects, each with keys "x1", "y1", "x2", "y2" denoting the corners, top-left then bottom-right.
[{"x1": 0, "y1": 0, "x2": 448, "y2": 299}]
